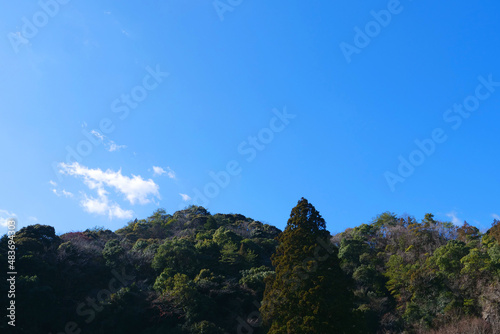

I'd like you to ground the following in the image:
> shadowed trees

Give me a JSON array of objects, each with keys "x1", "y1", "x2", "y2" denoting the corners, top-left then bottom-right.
[{"x1": 260, "y1": 198, "x2": 356, "y2": 333}]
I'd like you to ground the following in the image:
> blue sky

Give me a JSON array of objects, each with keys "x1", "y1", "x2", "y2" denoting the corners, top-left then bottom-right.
[{"x1": 1, "y1": 0, "x2": 499, "y2": 235}]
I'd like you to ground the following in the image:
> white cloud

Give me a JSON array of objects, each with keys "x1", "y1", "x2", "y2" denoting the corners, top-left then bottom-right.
[
  {"x1": 166, "y1": 168, "x2": 176, "y2": 179},
  {"x1": 152, "y1": 166, "x2": 166, "y2": 176},
  {"x1": 0, "y1": 210, "x2": 16, "y2": 228},
  {"x1": 81, "y1": 195, "x2": 108, "y2": 215},
  {"x1": 81, "y1": 193, "x2": 133, "y2": 220},
  {"x1": 492, "y1": 213, "x2": 500, "y2": 220},
  {"x1": 109, "y1": 204, "x2": 133, "y2": 219},
  {"x1": 59, "y1": 162, "x2": 160, "y2": 205},
  {"x1": 153, "y1": 166, "x2": 176, "y2": 179},
  {"x1": 49, "y1": 180, "x2": 57, "y2": 187},
  {"x1": 52, "y1": 188, "x2": 74, "y2": 198},
  {"x1": 91, "y1": 130, "x2": 105, "y2": 141},
  {"x1": 57, "y1": 162, "x2": 159, "y2": 220},
  {"x1": 62, "y1": 190, "x2": 74, "y2": 197},
  {"x1": 90, "y1": 130, "x2": 126, "y2": 152},
  {"x1": 107, "y1": 141, "x2": 126, "y2": 152},
  {"x1": 28, "y1": 216, "x2": 38, "y2": 222},
  {"x1": 446, "y1": 211, "x2": 462, "y2": 225},
  {"x1": 179, "y1": 193, "x2": 191, "y2": 201}
]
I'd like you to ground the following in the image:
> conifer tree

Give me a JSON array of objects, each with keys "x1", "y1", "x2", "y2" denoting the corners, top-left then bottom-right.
[{"x1": 260, "y1": 198, "x2": 356, "y2": 333}]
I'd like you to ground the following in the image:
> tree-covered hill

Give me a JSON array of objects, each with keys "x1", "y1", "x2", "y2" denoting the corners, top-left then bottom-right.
[
  {"x1": 1, "y1": 201, "x2": 500, "y2": 333},
  {"x1": 333, "y1": 213, "x2": 500, "y2": 333}
]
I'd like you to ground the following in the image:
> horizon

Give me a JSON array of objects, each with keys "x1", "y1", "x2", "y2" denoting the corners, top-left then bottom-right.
[{"x1": 3, "y1": 203, "x2": 496, "y2": 237}]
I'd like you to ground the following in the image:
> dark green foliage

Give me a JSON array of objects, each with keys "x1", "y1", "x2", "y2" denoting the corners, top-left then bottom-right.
[
  {"x1": 2, "y1": 206, "x2": 500, "y2": 333},
  {"x1": 102, "y1": 239, "x2": 125, "y2": 268},
  {"x1": 152, "y1": 237, "x2": 200, "y2": 276},
  {"x1": 240, "y1": 266, "x2": 275, "y2": 294},
  {"x1": 261, "y1": 198, "x2": 356, "y2": 333},
  {"x1": 0, "y1": 209, "x2": 280, "y2": 334}
]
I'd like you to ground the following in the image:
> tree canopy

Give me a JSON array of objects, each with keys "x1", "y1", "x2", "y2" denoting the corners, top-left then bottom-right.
[
  {"x1": 1, "y1": 204, "x2": 500, "y2": 333},
  {"x1": 261, "y1": 198, "x2": 356, "y2": 333}
]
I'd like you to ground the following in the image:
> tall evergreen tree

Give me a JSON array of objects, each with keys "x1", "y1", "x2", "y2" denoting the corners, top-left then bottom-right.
[{"x1": 260, "y1": 198, "x2": 356, "y2": 333}]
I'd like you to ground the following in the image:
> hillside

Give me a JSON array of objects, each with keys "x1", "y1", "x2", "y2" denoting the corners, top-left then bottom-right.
[{"x1": 1, "y1": 202, "x2": 500, "y2": 333}]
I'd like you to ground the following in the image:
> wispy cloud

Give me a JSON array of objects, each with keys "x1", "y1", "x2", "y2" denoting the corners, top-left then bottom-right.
[
  {"x1": 90, "y1": 130, "x2": 126, "y2": 152},
  {"x1": 492, "y1": 213, "x2": 500, "y2": 220},
  {"x1": 58, "y1": 162, "x2": 159, "y2": 220},
  {"x1": 52, "y1": 188, "x2": 74, "y2": 198},
  {"x1": 108, "y1": 141, "x2": 127, "y2": 152},
  {"x1": 91, "y1": 129, "x2": 105, "y2": 141},
  {"x1": 59, "y1": 162, "x2": 160, "y2": 205},
  {"x1": 81, "y1": 193, "x2": 133, "y2": 219},
  {"x1": 28, "y1": 216, "x2": 38, "y2": 223},
  {"x1": 152, "y1": 166, "x2": 176, "y2": 179},
  {"x1": 179, "y1": 193, "x2": 191, "y2": 201},
  {"x1": 152, "y1": 166, "x2": 166, "y2": 176},
  {"x1": 0, "y1": 210, "x2": 16, "y2": 228},
  {"x1": 50, "y1": 180, "x2": 74, "y2": 198},
  {"x1": 446, "y1": 211, "x2": 462, "y2": 225},
  {"x1": 63, "y1": 190, "x2": 74, "y2": 197}
]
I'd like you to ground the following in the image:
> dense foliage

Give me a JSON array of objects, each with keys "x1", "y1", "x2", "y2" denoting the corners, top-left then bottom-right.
[
  {"x1": 332, "y1": 213, "x2": 500, "y2": 333},
  {"x1": 0, "y1": 206, "x2": 280, "y2": 334},
  {"x1": 1, "y1": 201, "x2": 500, "y2": 333},
  {"x1": 261, "y1": 198, "x2": 355, "y2": 333}
]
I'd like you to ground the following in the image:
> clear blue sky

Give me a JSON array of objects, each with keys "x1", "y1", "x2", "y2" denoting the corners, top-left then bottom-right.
[{"x1": 1, "y1": 0, "x2": 499, "y2": 235}]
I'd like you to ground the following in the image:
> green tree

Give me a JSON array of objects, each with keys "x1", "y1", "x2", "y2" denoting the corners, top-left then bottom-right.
[
  {"x1": 260, "y1": 198, "x2": 355, "y2": 333},
  {"x1": 152, "y1": 237, "x2": 200, "y2": 276},
  {"x1": 102, "y1": 239, "x2": 125, "y2": 268}
]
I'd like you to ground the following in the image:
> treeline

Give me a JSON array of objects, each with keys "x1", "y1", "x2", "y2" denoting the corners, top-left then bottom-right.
[
  {"x1": 333, "y1": 211, "x2": 500, "y2": 333},
  {"x1": 1, "y1": 200, "x2": 499, "y2": 333}
]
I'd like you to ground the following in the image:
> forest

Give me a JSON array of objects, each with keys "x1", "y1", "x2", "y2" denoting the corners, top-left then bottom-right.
[{"x1": 1, "y1": 198, "x2": 500, "y2": 334}]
